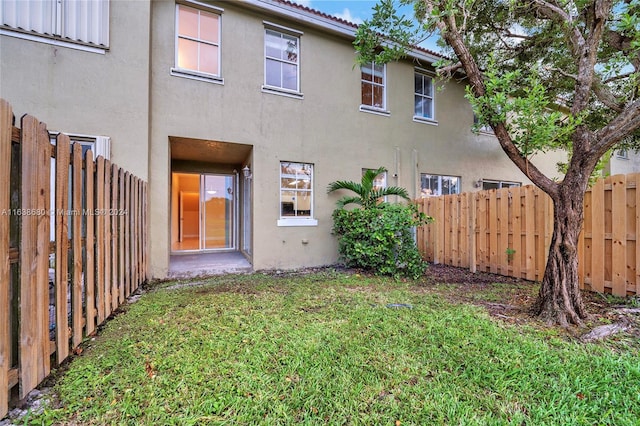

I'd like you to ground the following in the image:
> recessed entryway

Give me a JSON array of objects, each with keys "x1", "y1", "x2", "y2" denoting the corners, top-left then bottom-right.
[{"x1": 169, "y1": 136, "x2": 253, "y2": 272}]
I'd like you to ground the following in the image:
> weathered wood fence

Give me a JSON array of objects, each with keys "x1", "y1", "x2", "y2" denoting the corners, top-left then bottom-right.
[
  {"x1": 416, "y1": 175, "x2": 640, "y2": 297},
  {"x1": 0, "y1": 99, "x2": 148, "y2": 418}
]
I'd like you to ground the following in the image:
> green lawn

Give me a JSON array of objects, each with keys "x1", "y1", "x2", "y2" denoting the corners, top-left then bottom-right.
[{"x1": 32, "y1": 271, "x2": 639, "y2": 425}]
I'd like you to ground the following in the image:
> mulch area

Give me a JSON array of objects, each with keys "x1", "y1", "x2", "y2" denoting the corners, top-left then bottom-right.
[{"x1": 422, "y1": 263, "x2": 640, "y2": 343}]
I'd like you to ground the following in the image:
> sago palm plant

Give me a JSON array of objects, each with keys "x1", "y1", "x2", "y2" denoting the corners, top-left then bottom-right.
[{"x1": 326, "y1": 166, "x2": 410, "y2": 209}]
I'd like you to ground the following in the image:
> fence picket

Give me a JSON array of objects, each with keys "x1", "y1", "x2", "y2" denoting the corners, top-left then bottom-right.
[
  {"x1": 95, "y1": 157, "x2": 105, "y2": 323},
  {"x1": 85, "y1": 151, "x2": 96, "y2": 335},
  {"x1": 0, "y1": 100, "x2": 11, "y2": 419},
  {"x1": 591, "y1": 178, "x2": 605, "y2": 292},
  {"x1": 103, "y1": 160, "x2": 112, "y2": 318},
  {"x1": 511, "y1": 187, "x2": 522, "y2": 279},
  {"x1": 71, "y1": 143, "x2": 83, "y2": 349},
  {"x1": 111, "y1": 164, "x2": 119, "y2": 311},
  {"x1": 612, "y1": 174, "x2": 627, "y2": 295},
  {"x1": 54, "y1": 134, "x2": 71, "y2": 364}
]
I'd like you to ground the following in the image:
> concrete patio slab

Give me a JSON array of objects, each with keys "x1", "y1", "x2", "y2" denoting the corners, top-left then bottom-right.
[{"x1": 168, "y1": 251, "x2": 252, "y2": 278}]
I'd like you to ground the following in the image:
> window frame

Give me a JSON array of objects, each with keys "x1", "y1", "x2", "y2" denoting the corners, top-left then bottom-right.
[
  {"x1": 278, "y1": 161, "x2": 317, "y2": 227},
  {"x1": 481, "y1": 179, "x2": 521, "y2": 190},
  {"x1": 0, "y1": 0, "x2": 109, "y2": 54},
  {"x1": 420, "y1": 174, "x2": 461, "y2": 197},
  {"x1": 262, "y1": 23, "x2": 303, "y2": 98},
  {"x1": 413, "y1": 69, "x2": 437, "y2": 124},
  {"x1": 170, "y1": 2, "x2": 224, "y2": 84},
  {"x1": 360, "y1": 61, "x2": 389, "y2": 115},
  {"x1": 616, "y1": 149, "x2": 629, "y2": 160},
  {"x1": 473, "y1": 114, "x2": 494, "y2": 134}
]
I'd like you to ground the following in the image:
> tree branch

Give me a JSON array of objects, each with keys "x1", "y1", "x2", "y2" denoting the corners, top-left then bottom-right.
[
  {"x1": 592, "y1": 77, "x2": 626, "y2": 112},
  {"x1": 426, "y1": 0, "x2": 559, "y2": 197},
  {"x1": 594, "y1": 98, "x2": 640, "y2": 155}
]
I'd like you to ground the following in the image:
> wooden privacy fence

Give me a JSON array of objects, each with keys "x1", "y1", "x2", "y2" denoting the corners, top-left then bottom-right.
[
  {"x1": 0, "y1": 99, "x2": 148, "y2": 418},
  {"x1": 416, "y1": 175, "x2": 640, "y2": 298}
]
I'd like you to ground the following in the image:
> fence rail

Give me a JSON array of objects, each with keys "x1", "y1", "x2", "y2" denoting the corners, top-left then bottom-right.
[
  {"x1": 416, "y1": 175, "x2": 640, "y2": 297},
  {"x1": 0, "y1": 99, "x2": 148, "y2": 418}
]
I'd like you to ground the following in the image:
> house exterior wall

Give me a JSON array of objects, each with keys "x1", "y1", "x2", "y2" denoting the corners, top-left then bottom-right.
[
  {"x1": 0, "y1": 0, "x2": 151, "y2": 180},
  {"x1": 148, "y1": 0, "x2": 565, "y2": 277},
  {"x1": 605, "y1": 151, "x2": 640, "y2": 175}
]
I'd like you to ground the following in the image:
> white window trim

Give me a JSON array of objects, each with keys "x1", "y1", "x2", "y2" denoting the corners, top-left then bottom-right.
[
  {"x1": 49, "y1": 131, "x2": 110, "y2": 160},
  {"x1": 172, "y1": 3, "x2": 222, "y2": 81},
  {"x1": 170, "y1": 68, "x2": 224, "y2": 84},
  {"x1": 263, "y1": 21, "x2": 304, "y2": 37},
  {"x1": 420, "y1": 174, "x2": 461, "y2": 197},
  {"x1": 359, "y1": 105, "x2": 391, "y2": 116},
  {"x1": 277, "y1": 218, "x2": 318, "y2": 227},
  {"x1": 481, "y1": 179, "x2": 521, "y2": 189},
  {"x1": 413, "y1": 116, "x2": 438, "y2": 125},
  {"x1": 0, "y1": 29, "x2": 107, "y2": 54},
  {"x1": 414, "y1": 69, "x2": 435, "y2": 121},
  {"x1": 360, "y1": 62, "x2": 387, "y2": 112},
  {"x1": 278, "y1": 162, "x2": 316, "y2": 226},
  {"x1": 616, "y1": 149, "x2": 629, "y2": 160},
  {"x1": 263, "y1": 27, "x2": 302, "y2": 96},
  {"x1": 261, "y1": 85, "x2": 304, "y2": 99}
]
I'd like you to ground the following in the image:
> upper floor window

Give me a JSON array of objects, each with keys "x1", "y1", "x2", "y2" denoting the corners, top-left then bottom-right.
[
  {"x1": 616, "y1": 149, "x2": 629, "y2": 160},
  {"x1": 278, "y1": 162, "x2": 317, "y2": 226},
  {"x1": 414, "y1": 71, "x2": 434, "y2": 120},
  {"x1": 174, "y1": 4, "x2": 221, "y2": 78},
  {"x1": 473, "y1": 114, "x2": 493, "y2": 133},
  {"x1": 264, "y1": 28, "x2": 300, "y2": 93},
  {"x1": 361, "y1": 62, "x2": 386, "y2": 112},
  {"x1": 420, "y1": 174, "x2": 460, "y2": 197},
  {"x1": 0, "y1": 0, "x2": 109, "y2": 52},
  {"x1": 482, "y1": 180, "x2": 520, "y2": 190}
]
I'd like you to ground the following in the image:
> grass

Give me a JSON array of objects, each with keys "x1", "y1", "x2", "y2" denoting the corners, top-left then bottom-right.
[{"x1": 30, "y1": 271, "x2": 640, "y2": 425}]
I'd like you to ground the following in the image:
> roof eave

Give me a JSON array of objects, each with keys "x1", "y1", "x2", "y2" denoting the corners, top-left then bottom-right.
[{"x1": 238, "y1": 0, "x2": 442, "y2": 65}]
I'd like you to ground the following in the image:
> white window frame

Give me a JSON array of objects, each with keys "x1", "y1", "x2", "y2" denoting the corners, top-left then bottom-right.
[
  {"x1": 360, "y1": 61, "x2": 389, "y2": 115},
  {"x1": 413, "y1": 69, "x2": 437, "y2": 124},
  {"x1": 481, "y1": 179, "x2": 521, "y2": 190},
  {"x1": 420, "y1": 174, "x2": 461, "y2": 197},
  {"x1": 473, "y1": 114, "x2": 494, "y2": 134},
  {"x1": 49, "y1": 132, "x2": 110, "y2": 160},
  {"x1": 616, "y1": 149, "x2": 629, "y2": 160},
  {"x1": 362, "y1": 168, "x2": 387, "y2": 201},
  {"x1": 170, "y1": 2, "x2": 223, "y2": 84},
  {"x1": 262, "y1": 23, "x2": 303, "y2": 98},
  {"x1": 0, "y1": 0, "x2": 109, "y2": 54},
  {"x1": 278, "y1": 162, "x2": 317, "y2": 227}
]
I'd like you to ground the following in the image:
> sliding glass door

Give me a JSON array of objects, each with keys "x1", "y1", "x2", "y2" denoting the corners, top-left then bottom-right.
[{"x1": 172, "y1": 173, "x2": 236, "y2": 252}]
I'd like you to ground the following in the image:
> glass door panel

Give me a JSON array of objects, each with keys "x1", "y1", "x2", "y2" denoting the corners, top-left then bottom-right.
[{"x1": 202, "y1": 175, "x2": 234, "y2": 249}]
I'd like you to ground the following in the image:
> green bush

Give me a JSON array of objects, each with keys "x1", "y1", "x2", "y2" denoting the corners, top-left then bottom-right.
[{"x1": 332, "y1": 203, "x2": 432, "y2": 279}]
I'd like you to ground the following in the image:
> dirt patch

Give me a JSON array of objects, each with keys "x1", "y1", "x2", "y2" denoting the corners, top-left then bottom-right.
[{"x1": 421, "y1": 264, "x2": 640, "y2": 344}]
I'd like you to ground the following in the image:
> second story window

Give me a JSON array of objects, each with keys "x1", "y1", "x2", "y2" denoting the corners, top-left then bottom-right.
[
  {"x1": 0, "y1": 0, "x2": 109, "y2": 52},
  {"x1": 414, "y1": 71, "x2": 434, "y2": 120},
  {"x1": 175, "y1": 4, "x2": 221, "y2": 78},
  {"x1": 361, "y1": 62, "x2": 386, "y2": 111},
  {"x1": 264, "y1": 29, "x2": 300, "y2": 92}
]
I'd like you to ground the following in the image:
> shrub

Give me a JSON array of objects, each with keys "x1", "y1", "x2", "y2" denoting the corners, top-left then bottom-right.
[{"x1": 331, "y1": 203, "x2": 432, "y2": 279}]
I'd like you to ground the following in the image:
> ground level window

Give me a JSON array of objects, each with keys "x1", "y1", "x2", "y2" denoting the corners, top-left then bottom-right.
[
  {"x1": 280, "y1": 162, "x2": 313, "y2": 219},
  {"x1": 420, "y1": 174, "x2": 460, "y2": 197},
  {"x1": 482, "y1": 179, "x2": 521, "y2": 190}
]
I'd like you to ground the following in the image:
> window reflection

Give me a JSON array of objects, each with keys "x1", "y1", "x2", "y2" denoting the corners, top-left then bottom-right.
[{"x1": 280, "y1": 162, "x2": 312, "y2": 218}]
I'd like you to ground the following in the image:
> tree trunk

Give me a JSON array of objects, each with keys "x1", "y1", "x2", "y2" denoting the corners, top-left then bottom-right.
[{"x1": 533, "y1": 183, "x2": 588, "y2": 326}]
